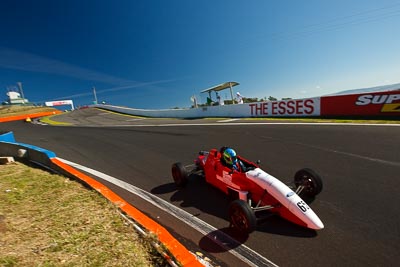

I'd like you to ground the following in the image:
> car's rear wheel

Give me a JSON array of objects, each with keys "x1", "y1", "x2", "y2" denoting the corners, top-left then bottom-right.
[
  {"x1": 171, "y1": 162, "x2": 188, "y2": 187},
  {"x1": 228, "y1": 199, "x2": 257, "y2": 234},
  {"x1": 294, "y1": 168, "x2": 323, "y2": 197}
]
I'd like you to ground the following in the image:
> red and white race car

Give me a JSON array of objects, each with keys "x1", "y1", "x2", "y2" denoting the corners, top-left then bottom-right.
[{"x1": 171, "y1": 147, "x2": 324, "y2": 234}]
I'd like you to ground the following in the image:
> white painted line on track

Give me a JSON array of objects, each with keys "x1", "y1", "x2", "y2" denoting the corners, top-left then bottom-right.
[
  {"x1": 257, "y1": 134, "x2": 400, "y2": 168},
  {"x1": 125, "y1": 118, "x2": 145, "y2": 122},
  {"x1": 297, "y1": 142, "x2": 400, "y2": 167},
  {"x1": 76, "y1": 122, "x2": 400, "y2": 128},
  {"x1": 57, "y1": 157, "x2": 278, "y2": 267},
  {"x1": 217, "y1": 119, "x2": 241, "y2": 123}
]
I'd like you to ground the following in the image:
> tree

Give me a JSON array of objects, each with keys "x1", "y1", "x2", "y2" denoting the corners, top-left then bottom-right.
[
  {"x1": 268, "y1": 96, "x2": 277, "y2": 101},
  {"x1": 243, "y1": 97, "x2": 259, "y2": 103}
]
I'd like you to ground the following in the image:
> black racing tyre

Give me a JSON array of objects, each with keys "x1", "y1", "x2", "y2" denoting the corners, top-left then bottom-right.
[
  {"x1": 228, "y1": 199, "x2": 257, "y2": 234},
  {"x1": 171, "y1": 162, "x2": 188, "y2": 187},
  {"x1": 294, "y1": 168, "x2": 323, "y2": 197}
]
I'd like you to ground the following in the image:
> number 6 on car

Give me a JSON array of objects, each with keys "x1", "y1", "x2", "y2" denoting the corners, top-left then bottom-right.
[{"x1": 171, "y1": 148, "x2": 324, "y2": 234}]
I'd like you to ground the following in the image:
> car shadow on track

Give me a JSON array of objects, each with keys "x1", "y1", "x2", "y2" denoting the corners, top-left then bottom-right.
[
  {"x1": 151, "y1": 174, "x2": 230, "y2": 221},
  {"x1": 151, "y1": 174, "x2": 317, "y2": 252}
]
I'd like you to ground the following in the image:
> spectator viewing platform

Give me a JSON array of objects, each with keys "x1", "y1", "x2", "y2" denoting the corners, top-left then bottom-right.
[{"x1": 200, "y1": 81, "x2": 240, "y2": 106}]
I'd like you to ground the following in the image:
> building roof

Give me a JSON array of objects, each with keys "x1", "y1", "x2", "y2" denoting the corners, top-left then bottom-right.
[{"x1": 200, "y1": 82, "x2": 240, "y2": 93}]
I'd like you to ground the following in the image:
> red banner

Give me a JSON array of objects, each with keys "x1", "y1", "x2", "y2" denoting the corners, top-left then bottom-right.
[{"x1": 320, "y1": 91, "x2": 400, "y2": 116}]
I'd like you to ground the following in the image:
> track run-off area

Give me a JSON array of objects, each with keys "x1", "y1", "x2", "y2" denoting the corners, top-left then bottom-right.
[{"x1": 1, "y1": 108, "x2": 399, "y2": 266}]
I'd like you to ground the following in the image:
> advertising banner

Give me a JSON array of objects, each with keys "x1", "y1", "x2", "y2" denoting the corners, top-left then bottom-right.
[
  {"x1": 45, "y1": 100, "x2": 73, "y2": 106},
  {"x1": 321, "y1": 91, "x2": 400, "y2": 116},
  {"x1": 45, "y1": 100, "x2": 74, "y2": 110},
  {"x1": 248, "y1": 97, "x2": 321, "y2": 117}
]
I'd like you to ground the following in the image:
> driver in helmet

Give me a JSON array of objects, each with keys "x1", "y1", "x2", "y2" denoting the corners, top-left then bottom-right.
[{"x1": 221, "y1": 147, "x2": 246, "y2": 172}]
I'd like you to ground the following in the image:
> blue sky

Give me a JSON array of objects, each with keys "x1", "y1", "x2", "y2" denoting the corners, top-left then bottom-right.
[{"x1": 1, "y1": 0, "x2": 399, "y2": 109}]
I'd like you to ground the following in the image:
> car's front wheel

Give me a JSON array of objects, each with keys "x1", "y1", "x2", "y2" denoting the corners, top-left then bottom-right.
[
  {"x1": 294, "y1": 168, "x2": 323, "y2": 197},
  {"x1": 228, "y1": 199, "x2": 257, "y2": 234}
]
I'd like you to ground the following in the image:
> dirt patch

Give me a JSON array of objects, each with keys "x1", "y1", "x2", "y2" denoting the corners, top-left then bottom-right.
[{"x1": 0, "y1": 214, "x2": 6, "y2": 233}]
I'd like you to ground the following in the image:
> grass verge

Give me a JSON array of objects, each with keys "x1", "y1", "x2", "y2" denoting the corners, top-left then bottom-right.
[
  {"x1": 241, "y1": 117, "x2": 400, "y2": 124},
  {"x1": 0, "y1": 161, "x2": 166, "y2": 266},
  {"x1": 0, "y1": 106, "x2": 58, "y2": 118}
]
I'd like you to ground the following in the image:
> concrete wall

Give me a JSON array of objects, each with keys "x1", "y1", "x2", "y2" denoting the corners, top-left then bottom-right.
[{"x1": 94, "y1": 97, "x2": 321, "y2": 118}]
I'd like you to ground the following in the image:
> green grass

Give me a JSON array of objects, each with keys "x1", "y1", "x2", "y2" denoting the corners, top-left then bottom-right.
[
  {"x1": 241, "y1": 117, "x2": 400, "y2": 124},
  {"x1": 0, "y1": 162, "x2": 166, "y2": 266}
]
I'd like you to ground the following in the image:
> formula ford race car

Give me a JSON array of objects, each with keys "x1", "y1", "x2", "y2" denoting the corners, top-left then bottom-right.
[{"x1": 171, "y1": 148, "x2": 324, "y2": 234}]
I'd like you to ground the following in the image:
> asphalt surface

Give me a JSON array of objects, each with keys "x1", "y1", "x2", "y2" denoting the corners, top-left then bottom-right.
[{"x1": 1, "y1": 108, "x2": 399, "y2": 266}]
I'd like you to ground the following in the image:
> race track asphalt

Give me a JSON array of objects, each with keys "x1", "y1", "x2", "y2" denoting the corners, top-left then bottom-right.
[{"x1": 1, "y1": 108, "x2": 399, "y2": 266}]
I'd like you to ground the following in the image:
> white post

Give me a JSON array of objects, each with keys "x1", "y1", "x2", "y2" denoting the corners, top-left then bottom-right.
[
  {"x1": 17, "y1": 82, "x2": 25, "y2": 104},
  {"x1": 229, "y1": 82, "x2": 234, "y2": 104},
  {"x1": 93, "y1": 87, "x2": 98, "y2": 104}
]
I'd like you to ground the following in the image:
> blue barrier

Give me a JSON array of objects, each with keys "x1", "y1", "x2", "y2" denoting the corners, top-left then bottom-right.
[
  {"x1": 0, "y1": 131, "x2": 56, "y2": 159},
  {"x1": 0, "y1": 131, "x2": 16, "y2": 143}
]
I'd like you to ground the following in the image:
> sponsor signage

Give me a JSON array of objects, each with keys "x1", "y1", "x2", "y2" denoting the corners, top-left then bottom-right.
[
  {"x1": 355, "y1": 94, "x2": 400, "y2": 112},
  {"x1": 321, "y1": 91, "x2": 400, "y2": 116},
  {"x1": 248, "y1": 98, "x2": 320, "y2": 117},
  {"x1": 45, "y1": 100, "x2": 75, "y2": 110},
  {"x1": 45, "y1": 100, "x2": 74, "y2": 106}
]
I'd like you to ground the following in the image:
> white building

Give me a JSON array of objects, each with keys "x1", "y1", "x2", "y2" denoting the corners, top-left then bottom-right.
[{"x1": 6, "y1": 91, "x2": 29, "y2": 104}]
